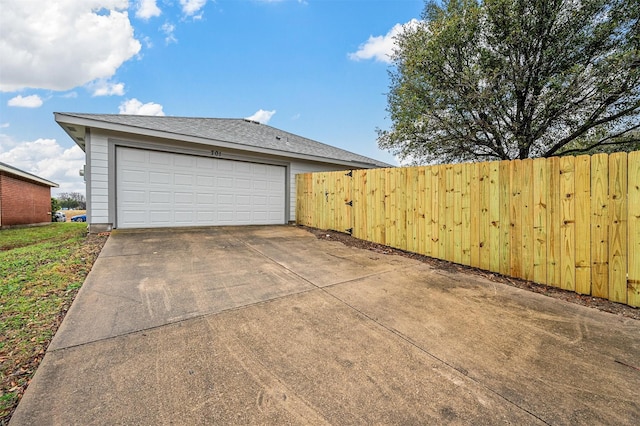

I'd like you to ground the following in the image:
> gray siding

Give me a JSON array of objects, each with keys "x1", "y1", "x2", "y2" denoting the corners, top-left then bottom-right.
[{"x1": 87, "y1": 132, "x2": 109, "y2": 224}]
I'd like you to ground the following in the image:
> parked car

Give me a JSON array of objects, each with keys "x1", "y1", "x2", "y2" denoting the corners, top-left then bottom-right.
[
  {"x1": 52, "y1": 211, "x2": 66, "y2": 222},
  {"x1": 71, "y1": 214, "x2": 86, "y2": 222}
]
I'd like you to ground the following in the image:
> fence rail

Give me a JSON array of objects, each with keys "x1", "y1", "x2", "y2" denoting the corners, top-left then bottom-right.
[{"x1": 296, "y1": 151, "x2": 640, "y2": 307}]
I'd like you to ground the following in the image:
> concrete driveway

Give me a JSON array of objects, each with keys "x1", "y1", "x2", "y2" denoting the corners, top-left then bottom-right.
[{"x1": 11, "y1": 226, "x2": 640, "y2": 425}]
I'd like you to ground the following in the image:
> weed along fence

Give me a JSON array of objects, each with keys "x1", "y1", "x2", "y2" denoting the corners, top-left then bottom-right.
[{"x1": 296, "y1": 151, "x2": 640, "y2": 308}]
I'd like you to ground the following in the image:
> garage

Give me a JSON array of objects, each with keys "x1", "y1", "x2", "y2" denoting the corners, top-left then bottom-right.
[
  {"x1": 55, "y1": 113, "x2": 391, "y2": 232},
  {"x1": 116, "y1": 147, "x2": 285, "y2": 228}
]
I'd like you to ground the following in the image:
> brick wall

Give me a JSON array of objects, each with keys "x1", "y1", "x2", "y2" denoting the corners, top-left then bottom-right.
[{"x1": 0, "y1": 173, "x2": 52, "y2": 226}]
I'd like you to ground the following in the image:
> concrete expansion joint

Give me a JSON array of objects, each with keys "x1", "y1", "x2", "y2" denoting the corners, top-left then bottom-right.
[{"x1": 49, "y1": 287, "x2": 322, "y2": 353}]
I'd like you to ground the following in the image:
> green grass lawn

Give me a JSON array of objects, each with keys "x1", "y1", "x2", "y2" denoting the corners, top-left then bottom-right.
[{"x1": 0, "y1": 223, "x2": 108, "y2": 423}]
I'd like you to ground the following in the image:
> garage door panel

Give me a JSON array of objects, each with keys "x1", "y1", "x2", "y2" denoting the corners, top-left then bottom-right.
[
  {"x1": 117, "y1": 147, "x2": 285, "y2": 228},
  {"x1": 197, "y1": 211, "x2": 215, "y2": 221},
  {"x1": 235, "y1": 211, "x2": 251, "y2": 221},
  {"x1": 254, "y1": 195, "x2": 268, "y2": 204},
  {"x1": 149, "y1": 210, "x2": 172, "y2": 223},
  {"x1": 269, "y1": 196, "x2": 284, "y2": 207},
  {"x1": 126, "y1": 149, "x2": 148, "y2": 163},
  {"x1": 197, "y1": 175, "x2": 215, "y2": 186},
  {"x1": 217, "y1": 212, "x2": 234, "y2": 222},
  {"x1": 174, "y1": 211, "x2": 195, "y2": 223},
  {"x1": 217, "y1": 193, "x2": 234, "y2": 205},
  {"x1": 268, "y1": 180, "x2": 282, "y2": 191},
  {"x1": 174, "y1": 173, "x2": 193, "y2": 186},
  {"x1": 195, "y1": 157, "x2": 214, "y2": 169},
  {"x1": 121, "y1": 190, "x2": 146, "y2": 203},
  {"x1": 149, "y1": 151, "x2": 170, "y2": 165},
  {"x1": 149, "y1": 191, "x2": 171, "y2": 204},
  {"x1": 217, "y1": 177, "x2": 233, "y2": 188},
  {"x1": 174, "y1": 155, "x2": 197, "y2": 168},
  {"x1": 252, "y1": 163, "x2": 266, "y2": 174},
  {"x1": 121, "y1": 210, "x2": 146, "y2": 225},
  {"x1": 217, "y1": 161, "x2": 234, "y2": 172},
  {"x1": 253, "y1": 178, "x2": 268, "y2": 190},
  {"x1": 149, "y1": 171, "x2": 170, "y2": 184},
  {"x1": 174, "y1": 192, "x2": 194, "y2": 204},
  {"x1": 236, "y1": 178, "x2": 252, "y2": 189},
  {"x1": 196, "y1": 193, "x2": 216, "y2": 205},
  {"x1": 120, "y1": 169, "x2": 146, "y2": 184},
  {"x1": 236, "y1": 195, "x2": 251, "y2": 205}
]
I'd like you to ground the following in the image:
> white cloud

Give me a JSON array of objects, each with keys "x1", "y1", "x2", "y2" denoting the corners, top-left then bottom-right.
[
  {"x1": 0, "y1": 123, "x2": 10, "y2": 129},
  {"x1": 61, "y1": 92, "x2": 78, "y2": 98},
  {"x1": 136, "y1": 0, "x2": 161, "y2": 20},
  {"x1": 180, "y1": 0, "x2": 207, "y2": 17},
  {"x1": 7, "y1": 94, "x2": 43, "y2": 108},
  {"x1": 0, "y1": 0, "x2": 141, "y2": 92},
  {"x1": 161, "y1": 22, "x2": 177, "y2": 44},
  {"x1": 246, "y1": 109, "x2": 276, "y2": 124},
  {"x1": 142, "y1": 36, "x2": 154, "y2": 48},
  {"x1": 0, "y1": 137, "x2": 86, "y2": 195},
  {"x1": 349, "y1": 19, "x2": 421, "y2": 63},
  {"x1": 119, "y1": 98, "x2": 165, "y2": 115},
  {"x1": 90, "y1": 80, "x2": 126, "y2": 96}
]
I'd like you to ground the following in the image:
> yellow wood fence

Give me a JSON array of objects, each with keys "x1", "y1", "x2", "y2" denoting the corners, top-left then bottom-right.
[{"x1": 296, "y1": 151, "x2": 640, "y2": 307}]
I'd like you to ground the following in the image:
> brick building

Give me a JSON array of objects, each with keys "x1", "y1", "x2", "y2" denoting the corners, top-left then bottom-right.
[{"x1": 0, "y1": 162, "x2": 58, "y2": 227}]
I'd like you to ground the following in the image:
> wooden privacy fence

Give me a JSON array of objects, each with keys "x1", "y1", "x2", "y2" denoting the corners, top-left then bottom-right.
[{"x1": 296, "y1": 151, "x2": 640, "y2": 307}]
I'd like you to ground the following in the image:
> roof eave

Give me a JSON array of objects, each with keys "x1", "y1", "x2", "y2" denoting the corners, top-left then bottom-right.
[{"x1": 0, "y1": 164, "x2": 59, "y2": 187}]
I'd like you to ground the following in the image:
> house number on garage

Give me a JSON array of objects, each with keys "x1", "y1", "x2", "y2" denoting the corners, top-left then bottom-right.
[{"x1": 211, "y1": 150, "x2": 222, "y2": 157}]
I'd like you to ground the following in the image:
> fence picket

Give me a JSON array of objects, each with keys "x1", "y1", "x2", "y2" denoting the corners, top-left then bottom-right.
[
  {"x1": 431, "y1": 166, "x2": 441, "y2": 258},
  {"x1": 461, "y1": 164, "x2": 471, "y2": 266},
  {"x1": 469, "y1": 163, "x2": 481, "y2": 268},
  {"x1": 575, "y1": 155, "x2": 591, "y2": 294},
  {"x1": 421, "y1": 167, "x2": 431, "y2": 256},
  {"x1": 521, "y1": 159, "x2": 534, "y2": 280},
  {"x1": 499, "y1": 160, "x2": 511, "y2": 276},
  {"x1": 438, "y1": 165, "x2": 448, "y2": 259},
  {"x1": 560, "y1": 156, "x2": 576, "y2": 291},
  {"x1": 453, "y1": 164, "x2": 463, "y2": 264},
  {"x1": 532, "y1": 158, "x2": 548, "y2": 284},
  {"x1": 609, "y1": 152, "x2": 627, "y2": 303},
  {"x1": 489, "y1": 161, "x2": 501, "y2": 273},
  {"x1": 590, "y1": 154, "x2": 609, "y2": 298},
  {"x1": 547, "y1": 157, "x2": 561, "y2": 287}
]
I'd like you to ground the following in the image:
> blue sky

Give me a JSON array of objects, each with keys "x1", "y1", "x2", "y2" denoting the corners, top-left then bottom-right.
[{"x1": 0, "y1": 0, "x2": 424, "y2": 195}]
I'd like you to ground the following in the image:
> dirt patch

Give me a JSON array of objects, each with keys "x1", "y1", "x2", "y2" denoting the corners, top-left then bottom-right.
[{"x1": 302, "y1": 226, "x2": 639, "y2": 321}]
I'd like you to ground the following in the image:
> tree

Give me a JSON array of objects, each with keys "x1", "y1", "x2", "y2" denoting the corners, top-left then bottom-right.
[
  {"x1": 51, "y1": 197, "x2": 61, "y2": 213},
  {"x1": 379, "y1": 0, "x2": 640, "y2": 164},
  {"x1": 57, "y1": 192, "x2": 86, "y2": 210}
]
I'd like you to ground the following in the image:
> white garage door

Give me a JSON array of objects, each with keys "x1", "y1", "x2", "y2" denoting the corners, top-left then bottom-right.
[{"x1": 116, "y1": 147, "x2": 285, "y2": 228}]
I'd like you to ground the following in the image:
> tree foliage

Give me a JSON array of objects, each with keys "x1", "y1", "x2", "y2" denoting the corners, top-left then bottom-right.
[
  {"x1": 56, "y1": 192, "x2": 86, "y2": 210},
  {"x1": 379, "y1": 0, "x2": 640, "y2": 164},
  {"x1": 51, "y1": 197, "x2": 61, "y2": 213}
]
